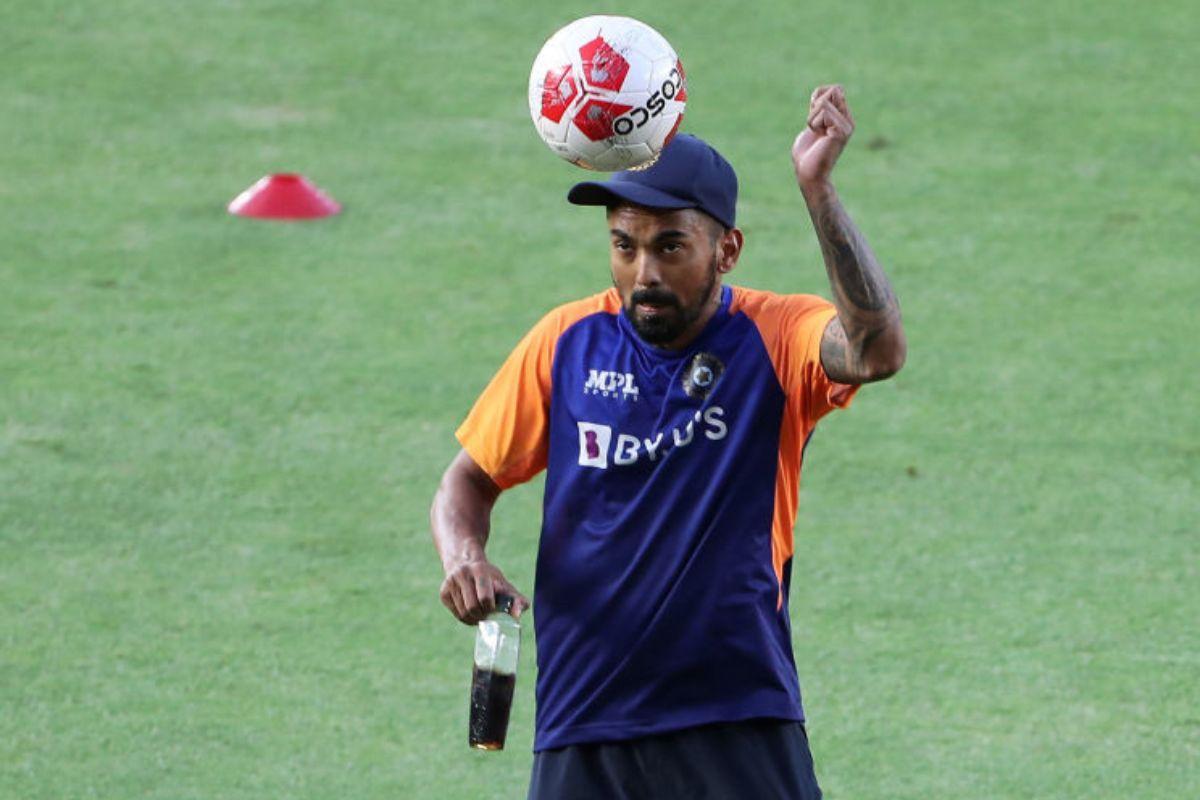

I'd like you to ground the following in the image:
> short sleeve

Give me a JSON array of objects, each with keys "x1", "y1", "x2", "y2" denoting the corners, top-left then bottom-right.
[
  {"x1": 734, "y1": 289, "x2": 859, "y2": 429},
  {"x1": 791, "y1": 302, "x2": 859, "y2": 425},
  {"x1": 455, "y1": 316, "x2": 559, "y2": 489}
]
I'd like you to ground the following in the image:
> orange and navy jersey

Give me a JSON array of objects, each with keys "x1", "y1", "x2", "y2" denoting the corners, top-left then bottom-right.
[{"x1": 456, "y1": 284, "x2": 857, "y2": 751}]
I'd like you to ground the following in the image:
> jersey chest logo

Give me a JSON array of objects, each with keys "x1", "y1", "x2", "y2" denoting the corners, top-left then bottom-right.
[
  {"x1": 583, "y1": 368, "x2": 641, "y2": 401},
  {"x1": 681, "y1": 352, "x2": 724, "y2": 399},
  {"x1": 576, "y1": 407, "x2": 728, "y2": 469}
]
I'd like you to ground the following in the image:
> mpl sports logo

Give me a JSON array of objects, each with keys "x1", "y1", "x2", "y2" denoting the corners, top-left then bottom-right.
[
  {"x1": 577, "y1": 407, "x2": 728, "y2": 469},
  {"x1": 584, "y1": 368, "x2": 640, "y2": 401}
]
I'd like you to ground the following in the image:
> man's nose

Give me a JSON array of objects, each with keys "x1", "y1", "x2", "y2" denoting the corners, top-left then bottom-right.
[{"x1": 633, "y1": 251, "x2": 662, "y2": 288}]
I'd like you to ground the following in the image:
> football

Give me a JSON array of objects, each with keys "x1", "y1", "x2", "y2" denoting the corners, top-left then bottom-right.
[{"x1": 528, "y1": 15, "x2": 687, "y2": 171}]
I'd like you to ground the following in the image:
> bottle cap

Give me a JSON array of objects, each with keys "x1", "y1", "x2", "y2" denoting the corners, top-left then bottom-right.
[{"x1": 494, "y1": 593, "x2": 515, "y2": 615}]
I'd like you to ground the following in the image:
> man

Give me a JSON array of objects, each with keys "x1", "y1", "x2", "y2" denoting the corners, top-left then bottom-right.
[{"x1": 431, "y1": 85, "x2": 905, "y2": 798}]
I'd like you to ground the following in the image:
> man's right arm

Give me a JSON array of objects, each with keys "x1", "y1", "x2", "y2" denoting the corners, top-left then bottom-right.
[{"x1": 430, "y1": 449, "x2": 530, "y2": 625}]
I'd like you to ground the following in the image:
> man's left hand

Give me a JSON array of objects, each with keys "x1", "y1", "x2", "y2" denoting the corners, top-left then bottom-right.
[{"x1": 792, "y1": 84, "x2": 855, "y2": 189}]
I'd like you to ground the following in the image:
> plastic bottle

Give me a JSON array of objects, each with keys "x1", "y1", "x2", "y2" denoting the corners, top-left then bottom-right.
[{"x1": 468, "y1": 594, "x2": 520, "y2": 750}]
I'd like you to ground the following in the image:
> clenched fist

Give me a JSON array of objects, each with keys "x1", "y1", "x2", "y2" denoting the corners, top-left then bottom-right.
[{"x1": 792, "y1": 84, "x2": 855, "y2": 189}]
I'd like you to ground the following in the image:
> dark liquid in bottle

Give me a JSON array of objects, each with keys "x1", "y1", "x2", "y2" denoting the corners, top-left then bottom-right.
[{"x1": 469, "y1": 667, "x2": 516, "y2": 750}]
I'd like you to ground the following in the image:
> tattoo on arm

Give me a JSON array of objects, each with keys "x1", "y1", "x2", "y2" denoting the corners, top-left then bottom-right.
[
  {"x1": 818, "y1": 314, "x2": 852, "y2": 379},
  {"x1": 806, "y1": 184, "x2": 904, "y2": 383}
]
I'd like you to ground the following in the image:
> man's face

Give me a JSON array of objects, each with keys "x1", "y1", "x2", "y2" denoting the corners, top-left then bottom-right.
[{"x1": 607, "y1": 205, "x2": 732, "y2": 349}]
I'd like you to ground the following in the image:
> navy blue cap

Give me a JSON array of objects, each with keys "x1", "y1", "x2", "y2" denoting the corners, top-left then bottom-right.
[{"x1": 567, "y1": 134, "x2": 738, "y2": 229}]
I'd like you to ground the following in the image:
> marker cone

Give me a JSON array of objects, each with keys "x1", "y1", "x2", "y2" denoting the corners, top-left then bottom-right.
[{"x1": 228, "y1": 173, "x2": 341, "y2": 220}]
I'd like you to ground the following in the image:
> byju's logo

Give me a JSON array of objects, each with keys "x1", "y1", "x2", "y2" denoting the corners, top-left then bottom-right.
[
  {"x1": 584, "y1": 369, "x2": 640, "y2": 401},
  {"x1": 575, "y1": 408, "x2": 728, "y2": 470},
  {"x1": 577, "y1": 422, "x2": 612, "y2": 468}
]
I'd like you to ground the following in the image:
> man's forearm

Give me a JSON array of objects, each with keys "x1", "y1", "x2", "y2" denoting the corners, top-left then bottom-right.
[
  {"x1": 802, "y1": 180, "x2": 905, "y2": 382},
  {"x1": 431, "y1": 486, "x2": 490, "y2": 573},
  {"x1": 430, "y1": 453, "x2": 498, "y2": 573},
  {"x1": 432, "y1": 450, "x2": 531, "y2": 624}
]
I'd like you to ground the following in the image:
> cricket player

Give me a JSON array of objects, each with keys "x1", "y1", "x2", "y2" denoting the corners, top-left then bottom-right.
[{"x1": 431, "y1": 85, "x2": 906, "y2": 798}]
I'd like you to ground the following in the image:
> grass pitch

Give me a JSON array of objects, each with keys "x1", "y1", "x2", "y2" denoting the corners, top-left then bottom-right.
[{"x1": 2, "y1": 1, "x2": 1197, "y2": 798}]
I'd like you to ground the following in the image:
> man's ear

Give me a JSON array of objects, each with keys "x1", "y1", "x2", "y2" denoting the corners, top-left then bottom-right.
[{"x1": 718, "y1": 228, "x2": 744, "y2": 274}]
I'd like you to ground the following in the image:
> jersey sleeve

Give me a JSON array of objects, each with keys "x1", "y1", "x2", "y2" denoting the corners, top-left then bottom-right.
[
  {"x1": 455, "y1": 314, "x2": 559, "y2": 489},
  {"x1": 735, "y1": 289, "x2": 859, "y2": 429},
  {"x1": 790, "y1": 300, "x2": 859, "y2": 426}
]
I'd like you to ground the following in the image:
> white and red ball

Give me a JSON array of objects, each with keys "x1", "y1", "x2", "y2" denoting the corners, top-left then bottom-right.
[{"x1": 528, "y1": 16, "x2": 687, "y2": 171}]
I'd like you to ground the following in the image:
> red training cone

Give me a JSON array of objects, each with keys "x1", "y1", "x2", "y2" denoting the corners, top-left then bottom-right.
[{"x1": 228, "y1": 173, "x2": 341, "y2": 220}]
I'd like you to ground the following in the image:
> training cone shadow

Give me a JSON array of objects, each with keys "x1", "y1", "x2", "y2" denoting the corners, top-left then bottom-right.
[{"x1": 228, "y1": 173, "x2": 341, "y2": 220}]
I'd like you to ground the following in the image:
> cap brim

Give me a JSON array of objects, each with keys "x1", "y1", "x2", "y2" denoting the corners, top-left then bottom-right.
[{"x1": 567, "y1": 181, "x2": 695, "y2": 213}]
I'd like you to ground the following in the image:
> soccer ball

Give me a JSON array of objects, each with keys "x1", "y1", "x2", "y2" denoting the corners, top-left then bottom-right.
[{"x1": 528, "y1": 15, "x2": 687, "y2": 171}]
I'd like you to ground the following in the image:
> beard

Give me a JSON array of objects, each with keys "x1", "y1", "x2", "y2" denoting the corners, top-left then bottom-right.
[{"x1": 622, "y1": 256, "x2": 719, "y2": 346}]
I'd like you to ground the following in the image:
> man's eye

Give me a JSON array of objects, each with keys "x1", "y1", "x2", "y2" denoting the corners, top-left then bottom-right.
[
  {"x1": 613, "y1": 240, "x2": 632, "y2": 251},
  {"x1": 662, "y1": 242, "x2": 682, "y2": 254}
]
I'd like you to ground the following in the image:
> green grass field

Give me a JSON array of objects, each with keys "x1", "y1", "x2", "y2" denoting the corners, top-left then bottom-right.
[{"x1": 2, "y1": 1, "x2": 1197, "y2": 797}]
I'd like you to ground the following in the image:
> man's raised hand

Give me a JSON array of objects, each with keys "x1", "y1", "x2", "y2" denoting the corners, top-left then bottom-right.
[{"x1": 792, "y1": 84, "x2": 855, "y2": 189}]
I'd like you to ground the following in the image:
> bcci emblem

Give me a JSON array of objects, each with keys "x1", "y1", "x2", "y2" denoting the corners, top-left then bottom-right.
[{"x1": 682, "y1": 352, "x2": 724, "y2": 399}]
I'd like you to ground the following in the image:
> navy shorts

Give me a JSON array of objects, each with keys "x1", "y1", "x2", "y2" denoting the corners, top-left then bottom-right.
[{"x1": 527, "y1": 719, "x2": 822, "y2": 800}]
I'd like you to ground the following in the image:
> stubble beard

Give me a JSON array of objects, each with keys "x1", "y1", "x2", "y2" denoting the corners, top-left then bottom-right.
[{"x1": 623, "y1": 255, "x2": 719, "y2": 346}]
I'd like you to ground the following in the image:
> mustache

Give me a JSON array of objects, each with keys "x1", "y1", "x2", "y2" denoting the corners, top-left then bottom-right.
[{"x1": 630, "y1": 288, "x2": 680, "y2": 308}]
